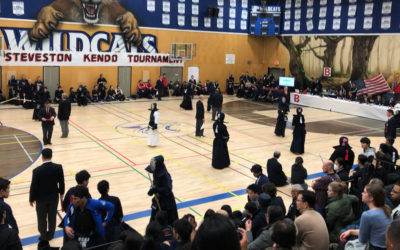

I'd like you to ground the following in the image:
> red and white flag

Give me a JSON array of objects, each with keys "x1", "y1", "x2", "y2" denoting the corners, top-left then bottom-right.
[{"x1": 356, "y1": 73, "x2": 391, "y2": 96}]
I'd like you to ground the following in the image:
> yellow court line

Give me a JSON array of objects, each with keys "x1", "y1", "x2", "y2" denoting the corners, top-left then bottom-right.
[
  {"x1": 0, "y1": 139, "x2": 38, "y2": 146},
  {"x1": 79, "y1": 105, "x2": 247, "y2": 202}
]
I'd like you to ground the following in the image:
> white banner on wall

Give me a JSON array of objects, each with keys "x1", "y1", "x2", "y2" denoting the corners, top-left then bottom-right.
[{"x1": 0, "y1": 51, "x2": 184, "y2": 67}]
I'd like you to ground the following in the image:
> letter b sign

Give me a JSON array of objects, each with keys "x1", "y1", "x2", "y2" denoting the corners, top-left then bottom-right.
[
  {"x1": 323, "y1": 67, "x2": 331, "y2": 77},
  {"x1": 294, "y1": 94, "x2": 300, "y2": 103}
]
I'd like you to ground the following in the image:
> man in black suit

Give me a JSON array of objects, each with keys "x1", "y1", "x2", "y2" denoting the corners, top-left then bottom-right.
[
  {"x1": 58, "y1": 93, "x2": 71, "y2": 138},
  {"x1": 39, "y1": 102, "x2": 56, "y2": 145},
  {"x1": 29, "y1": 148, "x2": 65, "y2": 241},
  {"x1": 211, "y1": 89, "x2": 223, "y2": 121},
  {"x1": 195, "y1": 95, "x2": 205, "y2": 137},
  {"x1": 156, "y1": 75, "x2": 164, "y2": 101},
  {"x1": 266, "y1": 151, "x2": 288, "y2": 187}
]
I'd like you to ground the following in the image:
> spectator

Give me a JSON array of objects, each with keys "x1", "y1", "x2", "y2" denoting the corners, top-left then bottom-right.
[
  {"x1": 359, "y1": 137, "x2": 376, "y2": 158},
  {"x1": 325, "y1": 182, "x2": 358, "y2": 243},
  {"x1": 329, "y1": 136, "x2": 355, "y2": 171},
  {"x1": 191, "y1": 214, "x2": 245, "y2": 250},
  {"x1": 390, "y1": 180, "x2": 400, "y2": 219},
  {"x1": 246, "y1": 205, "x2": 285, "y2": 250},
  {"x1": 182, "y1": 213, "x2": 197, "y2": 241},
  {"x1": 286, "y1": 184, "x2": 303, "y2": 221},
  {"x1": 250, "y1": 164, "x2": 269, "y2": 190},
  {"x1": 29, "y1": 148, "x2": 65, "y2": 242},
  {"x1": 249, "y1": 193, "x2": 271, "y2": 238},
  {"x1": 62, "y1": 170, "x2": 91, "y2": 211},
  {"x1": 64, "y1": 185, "x2": 114, "y2": 248},
  {"x1": 349, "y1": 154, "x2": 369, "y2": 199},
  {"x1": 0, "y1": 203, "x2": 22, "y2": 250},
  {"x1": 97, "y1": 180, "x2": 123, "y2": 243},
  {"x1": 262, "y1": 183, "x2": 286, "y2": 214},
  {"x1": 54, "y1": 86, "x2": 64, "y2": 103},
  {"x1": 115, "y1": 85, "x2": 125, "y2": 101},
  {"x1": 311, "y1": 160, "x2": 341, "y2": 215},
  {"x1": 58, "y1": 93, "x2": 71, "y2": 138},
  {"x1": 334, "y1": 157, "x2": 349, "y2": 183},
  {"x1": 0, "y1": 177, "x2": 18, "y2": 234},
  {"x1": 221, "y1": 205, "x2": 233, "y2": 217},
  {"x1": 266, "y1": 151, "x2": 287, "y2": 187},
  {"x1": 141, "y1": 221, "x2": 168, "y2": 250},
  {"x1": 386, "y1": 219, "x2": 400, "y2": 250},
  {"x1": 290, "y1": 156, "x2": 308, "y2": 190},
  {"x1": 171, "y1": 218, "x2": 192, "y2": 249},
  {"x1": 386, "y1": 137, "x2": 398, "y2": 168},
  {"x1": 340, "y1": 184, "x2": 392, "y2": 249},
  {"x1": 155, "y1": 211, "x2": 173, "y2": 242},
  {"x1": 295, "y1": 190, "x2": 329, "y2": 250},
  {"x1": 211, "y1": 89, "x2": 223, "y2": 121},
  {"x1": 385, "y1": 109, "x2": 397, "y2": 139},
  {"x1": 268, "y1": 220, "x2": 297, "y2": 250}
]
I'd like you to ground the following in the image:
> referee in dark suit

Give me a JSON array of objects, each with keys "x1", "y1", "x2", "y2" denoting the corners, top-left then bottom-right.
[
  {"x1": 29, "y1": 148, "x2": 65, "y2": 241},
  {"x1": 38, "y1": 101, "x2": 56, "y2": 145},
  {"x1": 196, "y1": 95, "x2": 205, "y2": 137}
]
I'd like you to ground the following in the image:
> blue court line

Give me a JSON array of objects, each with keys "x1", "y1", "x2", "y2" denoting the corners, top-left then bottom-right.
[{"x1": 21, "y1": 170, "x2": 327, "y2": 247}]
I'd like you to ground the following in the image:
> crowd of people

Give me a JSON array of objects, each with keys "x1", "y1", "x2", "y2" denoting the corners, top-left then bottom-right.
[{"x1": 1, "y1": 131, "x2": 400, "y2": 250}]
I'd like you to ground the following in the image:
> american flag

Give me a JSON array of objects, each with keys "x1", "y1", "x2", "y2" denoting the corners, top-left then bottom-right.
[{"x1": 356, "y1": 73, "x2": 391, "y2": 96}]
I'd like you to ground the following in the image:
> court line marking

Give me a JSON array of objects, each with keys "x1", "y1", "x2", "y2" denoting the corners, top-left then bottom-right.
[
  {"x1": 13, "y1": 135, "x2": 33, "y2": 162},
  {"x1": 0, "y1": 139, "x2": 39, "y2": 146},
  {"x1": 103, "y1": 104, "x2": 248, "y2": 202}
]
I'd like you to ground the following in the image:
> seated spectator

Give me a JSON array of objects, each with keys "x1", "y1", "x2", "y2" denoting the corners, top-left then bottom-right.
[
  {"x1": 91, "y1": 85, "x2": 99, "y2": 102},
  {"x1": 250, "y1": 164, "x2": 269, "y2": 190},
  {"x1": 246, "y1": 205, "x2": 285, "y2": 250},
  {"x1": 386, "y1": 219, "x2": 400, "y2": 250},
  {"x1": 155, "y1": 211, "x2": 173, "y2": 242},
  {"x1": 311, "y1": 160, "x2": 341, "y2": 215},
  {"x1": 237, "y1": 82, "x2": 245, "y2": 98},
  {"x1": 97, "y1": 180, "x2": 123, "y2": 243},
  {"x1": 262, "y1": 183, "x2": 286, "y2": 214},
  {"x1": 266, "y1": 151, "x2": 287, "y2": 187},
  {"x1": 374, "y1": 94, "x2": 383, "y2": 105},
  {"x1": 349, "y1": 154, "x2": 369, "y2": 200},
  {"x1": 0, "y1": 203, "x2": 22, "y2": 250},
  {"x1": 390, "y1": 180, "x2": 400, "y2": 220},
  {"x1": 268, "y1": 219, "x2": 297, "y2": 250},
  {"x1": 64, "y1": 185, "x2": 115, "y2": 248},
  {"x1": 182, "y1": 213, "x2": 197, "y2": 241},
  {"x1": 329, "y1": 136, "x2": 355, "y2": 171},
  {"x1": 137, "y1": 80, "x2": 147, "y2": 98},
  {"x1": 141, "y1": 221, "x2": 169, "y2": 250},
  {"x1": 54, "y1": 86, "x2": 64, "y2": 103},
  {"x1": 334, "y1": 157, "x2": 349, "y2": 183},
  {"x1": 295, "y1": 190, "x2": 329, "y2": 250},
  {"x1": 286, "y1": 184, "x2": 303, "y2": 221},
  {"x1": 290, "y1": 156, "x2": 308, "y2": 190},
  {"x1": 204, "y1": 209, "x2": 216, "y2": 219},
  {"x1": 107, "y1": 86, "x2": 116, "y2": 101},
  {"x1": 76, "y1": 86, "x2": 88, "y2": 106},
  {"x1": 337, "y1": 85, "x2": 347, "y2": 99},
  {"x1": 340, "y1": 184, "x2": 392, "y2": 249},
  {"x1": 220, "y1": 204, "x2": 232, "y2": 218},
  {"x1": 61, "y1": 241, "x2": 82, "y2": 250},
  {"x1": 325, "y1": 182, "x2": 358, "y2": 243},
  {"x1": 115, "y1": 85, "x2": 125, "y2": 101},
  {"x1": 245, "y1": 185, "x2": 260, "y2": 216},
  {"x1": 359, "y1": 137, "x2": 376, "y2": 158},
  {"x1": 170, "y1": 218, "x2": 192, "y2": 249},
  {"x1": 249, "y1": 194, "x2": 271, "y2": 238},
  {"x1": 191, "y1": 213, "x2": 244, "y2": 250},
  {"x1": 69, "y1": 87, "x2": 77, "y2": 103}
]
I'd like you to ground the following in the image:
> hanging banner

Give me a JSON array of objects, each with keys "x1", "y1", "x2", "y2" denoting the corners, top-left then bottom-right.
[{"x1": 0, "y1": 51, "x2": 184, "y2": 67}]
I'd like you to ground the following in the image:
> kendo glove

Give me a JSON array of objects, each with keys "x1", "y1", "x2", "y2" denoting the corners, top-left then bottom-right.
[{"x1": 147, "y1": 188, "x2": 154, "y2": 196}]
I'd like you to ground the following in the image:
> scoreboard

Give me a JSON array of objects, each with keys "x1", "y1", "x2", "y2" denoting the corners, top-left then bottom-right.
[{"x1": 250, "y1": 5, "x2": 281, "y2": 36}]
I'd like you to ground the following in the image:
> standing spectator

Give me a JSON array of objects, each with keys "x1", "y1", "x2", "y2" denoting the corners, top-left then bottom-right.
[
  {"x1": 97, "y1": 180, "x2": 123, "y2": 243},
  {"x1": 266, "y1": 151, "x2": 287, "y2": 187},
  {"x1": 29, "y1": 148, "x2": 65, "y2": 241},
  {"x1": 385, "y1": 109, "x2": 397, "y2": 139},
  {"x1": 162, "y1": 73, "x2": 168, "y2": 97},
  {"x1": 290, "y1": 156, "x2": 308, "y2": 190},
  {"x1": 340, "y1": 184, "x2": 392, "y2": 249},
  {"x1": 211, "y1": 89, "x2": 223, "y2": 121},
  {"x1": 212, "y1": 113, "x2": 230, "y2": 169},
  {"x1": 290, "y1": 107, "x2": 306, "y2": 154},
  {"x1": 390, "y1": 180, "x2": 400, "y2": 220},
  {"x1": 58, "y1": 93, "x2": 71, "y2": 138},
  {"x1": 38, "y1": 101, "x2": 56, "y2": 145},
  {"x1": 0, "y1": 178, "x2": 18, "y2": 233},
  {"x1": 311, "y1": 160, "x2": 340, "y2": 215},
  {"x1": 97, "y1": 74, "x2": 107, "y2": 101},
  {"x1": 250, "y1": 164, "x2": 269, "y2": 190},
  {"x1": 386, "y1": 137, "x2": 398, "y2": 167},
  {"x1": 64, "y1": 185, "x2": 114, "y2": 248},
  {"x1": 62, "y1": 170, "x2": 91, "y2": 211},
  {"x1": 329, "y1": 136, "x2": 355, "y2": 171},
  {"x1": 295, "y1": 190, "x2": 329, "y2": 250},
  {"x1": 195, "y1": 95, "x2": 205, "y2": 137},
  {"x1": 0, "y1": 203, "x2": 22, "y2": 250},
  {"x1": 156, "y1": 75, "x2": 164, "y2": 101}
]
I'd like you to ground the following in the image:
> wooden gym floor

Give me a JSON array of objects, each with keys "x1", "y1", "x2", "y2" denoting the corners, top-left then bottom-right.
[{"x1": 0, "y1": 96, "x2": 386, "y2": 249}]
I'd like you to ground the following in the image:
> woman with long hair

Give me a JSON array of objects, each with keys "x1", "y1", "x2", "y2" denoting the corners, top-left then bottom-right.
[{"x1": 339, "y1": 184, "x2": 392, "y2": 249}]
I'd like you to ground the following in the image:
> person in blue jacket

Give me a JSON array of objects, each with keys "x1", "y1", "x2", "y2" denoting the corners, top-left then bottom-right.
[{"x1": 64, "y1": 185, "x2": 114, "y2": 248}]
